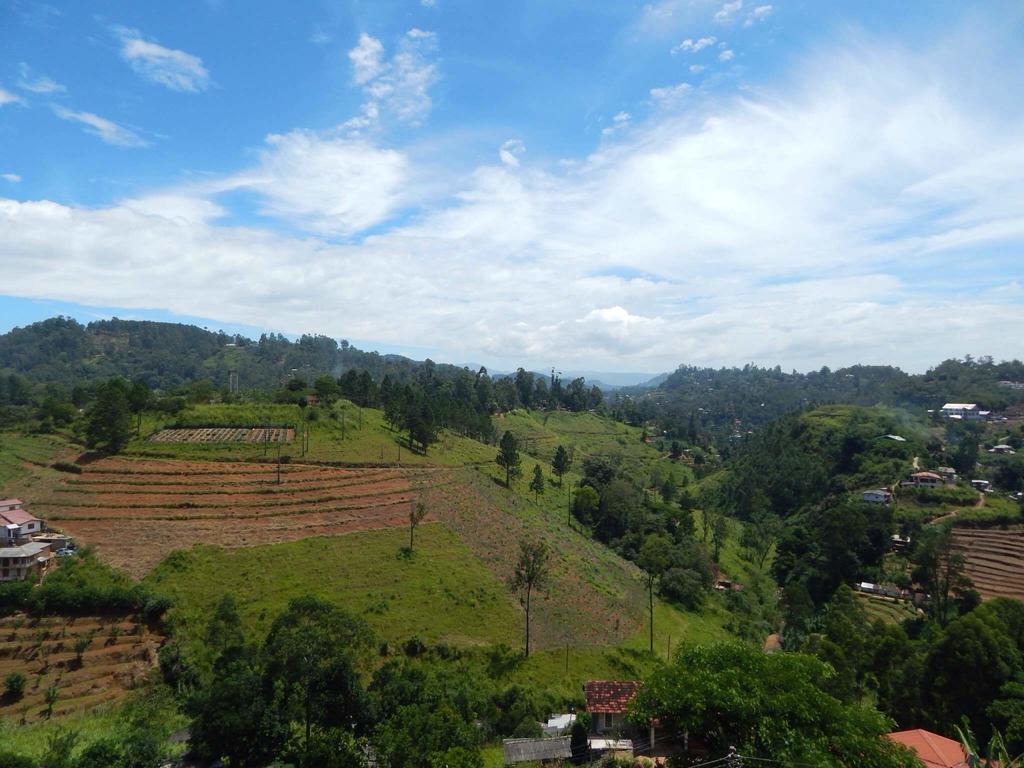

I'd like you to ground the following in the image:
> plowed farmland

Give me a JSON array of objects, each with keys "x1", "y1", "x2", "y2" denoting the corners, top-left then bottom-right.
[
  {"x1": 149, "y1": 426, "x2": 294, "y2": 443},
  {"x1": 0, "y1": 613, "x2": 161, "y2": 723},
  {"x1": 951, "y1": 526, "x2": 1024, "y2": 600},
  {"x1": 33, "y1": 457, "x2": 438, "y2": 577}
]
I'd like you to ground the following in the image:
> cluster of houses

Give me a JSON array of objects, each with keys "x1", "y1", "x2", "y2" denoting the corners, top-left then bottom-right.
[
  {"x1": 502, "y1": 680, "x2": 970, "y2": 767},
  {"x1": 0, "y1": 498, "x2": 64, "y2": 583}
]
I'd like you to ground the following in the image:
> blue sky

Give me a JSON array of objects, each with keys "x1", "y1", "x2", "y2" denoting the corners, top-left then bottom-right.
[{"x1": 1, "y1": 0, "x2": 1022, "y2": 373}]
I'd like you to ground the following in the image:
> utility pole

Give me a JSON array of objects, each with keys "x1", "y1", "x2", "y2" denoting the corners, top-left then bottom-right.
[{"x1": 276, "y1": 443, "x2": 282, "y2": 485}]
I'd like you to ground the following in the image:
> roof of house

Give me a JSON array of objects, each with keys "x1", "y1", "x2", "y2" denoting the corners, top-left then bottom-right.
[
  {"x1": 887, "y1": 729, "x2": 968, "y2": 768},
  {"x1": 584, "y1": 681, "x2": 640, "y2": 714},
  {"x1": 912, "y1": 471, "x2": 943, "y2": 480},
  {"x1": 0, "y1": 509, "x2": 39, "y2": 526},
  {"x1": 502, "y1": 736, "x2": 572, "y2": 764},
  {"x1": 0, "y1": 499, "x2": 24, "y2": 508},
  {"x1": 942, "y1": 403, "x2": 978, "y2": 410},
  {"x1": 0, "y1": 541, "x2": 51, "y2": 558}
]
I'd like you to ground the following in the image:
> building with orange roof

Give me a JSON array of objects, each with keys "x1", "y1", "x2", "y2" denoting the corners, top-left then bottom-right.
[{"x1": 888, "y1": 729, "x2": 968, "y2": 768}]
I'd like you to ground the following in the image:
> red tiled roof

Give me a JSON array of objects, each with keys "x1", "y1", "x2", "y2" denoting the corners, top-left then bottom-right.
[
  {"x1": 0, "y1": 499, "x2": 24, "y2": 508},
  {"x1": 888, "y1": 729, "x2": 968, "y2": 768},
  {"x1": 0, "y1": 509, "x2": 37, "y2": 526},
  {"x1": 912, "y1": 472, "x2": 942, "y2": 480},
  {"x1": 583, "y1": 681, "x2": 640, "y2": 714}
]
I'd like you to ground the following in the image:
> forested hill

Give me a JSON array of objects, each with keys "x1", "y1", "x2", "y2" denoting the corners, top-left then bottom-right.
[
  {"x1": 614, "y1": 359, "x2": 1024, "y2": 445},
  {"x1": 0, "y1": 316, "x2": 442, "y2": 391}
]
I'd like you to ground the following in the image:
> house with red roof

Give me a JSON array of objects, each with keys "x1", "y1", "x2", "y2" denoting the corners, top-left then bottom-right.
[
  {"x1": 0, "y1": 500, "x2": 43, "y2": 544},
  {"x1": 888, "y1": 729, "x2": 968, "y2": 768},
  {"x1": 583, "y1": 680, "x2": 662, "y2": 758}
]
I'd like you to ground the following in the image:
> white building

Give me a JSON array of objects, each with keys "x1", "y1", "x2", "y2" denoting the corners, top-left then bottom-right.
[
  {"x1": 941, "y1": 403, "x2": 984, "y2": 421},
  {"x1": 0, "y1": 541, "x2": 53, "y2": 582}
]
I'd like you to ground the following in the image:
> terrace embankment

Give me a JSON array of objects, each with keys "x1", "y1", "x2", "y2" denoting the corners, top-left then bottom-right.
[{"x1": 32, "y1": 457, "x2": 448, "y2": 577}]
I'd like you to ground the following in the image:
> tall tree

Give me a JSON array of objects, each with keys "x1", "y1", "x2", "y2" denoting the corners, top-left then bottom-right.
[
  {"x1": 510, "y1": 539, "x2": 551, "y2": 657},
  {"x1": 496, "y1": 430, "x2": 521, "y2": 487},
  {"x1": 551, "y1": 445, "x2": 571, "y2": 487},
  {"x1": 529, "y1": 464, "x2": 545, "y2": 502},
  {"x1": 85, "y1": 378, "x2": 132, "y2": 452},
  {"x1": 262, "y1": 597, "x2": 374, "y2": 756},
  {"x1": 128, "y1": 379, "x2": 151, "y2": 435},
  {"x1": 408, "y1": 500, "x2": 427, "y2": 553},
  {"x1": 638, "y1": 534, "x2": 673, "y2": 653}
]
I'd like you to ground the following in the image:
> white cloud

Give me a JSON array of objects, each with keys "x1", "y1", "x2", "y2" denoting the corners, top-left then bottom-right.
[
  {"x1": 499, "y1": 139, "x2": 526, "y2": 167},
  {"x1": 672, "y1": 36, "x2": 716, "y2": 55},
  {"x1": 714, "y1": 0, "x2": 743, "y2": 24},
  {"x1": 2, "y1": 35, "x2": 1023, "y2": 371},
  {"x1": 602, "y1": 112, "x2": 632, "y2": 137},
  {"x1": 52, "y1": 106, "x2": 147, "y2": 147},
  {"x1": 744, "y1": 4, "x2": 773, "y2": 26},
  {"x1": 16, "y1": 63, "x2": 65, "y2": 94},
  {"x1": 114, "y1": 27, "x2": 210, "y2": 92},
  {"x1": 0, "y1": 87, "x2": 24, "y2": 106},
  {"x1": 649, "y1": 82, "x2": 691, "y2": 105},
  {"x1": 421, "y1": 0, "x2": 437, "y2": 7},
  {"x1": 215, "y1": 130, "x2": 408, "y2": 236},
  {"x1": 689, "y1": 64, "x2": 705, "y2": 74},
  {"x1": 344, "y1": 29, "x2": 439, "y2": 129},
  {"x1": 348, "y1": 33, "x2": 386, "y2": 85},
  {"x1": 719, "y1": 49, "x2": 734, "y2": 61},
  {"x1": 1, "y1": 173, "x2": 21, "y2": 183}
]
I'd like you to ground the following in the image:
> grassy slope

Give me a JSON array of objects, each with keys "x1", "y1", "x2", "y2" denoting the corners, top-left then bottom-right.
[
  {"x1": 4, "y1": 407, "x2": 737, "y2": 749},
  {"x1": 145, "y1": 523, "x2": 520, "y2": 655}
]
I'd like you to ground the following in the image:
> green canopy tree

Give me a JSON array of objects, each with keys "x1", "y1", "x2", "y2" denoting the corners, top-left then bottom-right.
[
  {"x1": 262, "y1": 597, "x2": 375, "y2": 756},
  {"x1": 85, "y1": 378, "x2": 132, "y2": 452},
  {"x1": 551, "y1": 445, "x2": 571, "y2": 487},
  {"x1": 496, "y1": 431, "x2": 521, "y2": 487},
  {"x1": 632, "y1": 642, "x2": 920, "y2": 768},
  {"x1": 529, "y1": 464, "x2": 545, "y2": 502}
]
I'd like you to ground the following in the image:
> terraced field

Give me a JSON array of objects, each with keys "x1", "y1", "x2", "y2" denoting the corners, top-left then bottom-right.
[
  {"x1": 32, "y1": 457, "x2": 441, "y2": 577},
  {"x1": 0, "y1": 613, "x2": 161, "y2": 723},
  {"x1": 149, "y1": 426, "x2": 294, "y2": 444},
  {"x1": 951, "y1": 526, "x2": 1024, "y2": 600}
]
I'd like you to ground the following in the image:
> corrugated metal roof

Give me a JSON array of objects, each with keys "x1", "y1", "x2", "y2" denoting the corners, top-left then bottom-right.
[{"x1": 502, "y1": 736, "x2": 572, "y2": 763}]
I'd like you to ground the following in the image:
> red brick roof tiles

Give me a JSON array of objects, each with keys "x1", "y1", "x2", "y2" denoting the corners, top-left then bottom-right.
[{"x1": 583, "y1": 681, "x2": 640, "y2": 714}]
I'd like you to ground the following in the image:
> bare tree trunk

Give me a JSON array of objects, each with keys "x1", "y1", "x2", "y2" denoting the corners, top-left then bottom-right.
[
  {"x1": 525, "y1": 585, "x2": 532, "y2": 657},
  {"x1": 649, "y1": 576, "x2": 655, "y2": 653}
]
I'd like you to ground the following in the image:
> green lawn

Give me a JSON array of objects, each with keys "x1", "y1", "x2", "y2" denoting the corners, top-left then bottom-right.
[{"x1": 145, "y1": 522, "x2": 522, "y2": 656}]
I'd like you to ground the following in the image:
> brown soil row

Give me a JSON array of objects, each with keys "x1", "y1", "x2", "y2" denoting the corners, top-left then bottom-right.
[
  {"x1": 951, "y1": 528, "x2": 1024, "y2": 601},
  {"x1": 45, "y1": 479, "x2": 412, "y2": 509},
  {"x1": 58, "y1": 471, "x2": 398, "y2": 494},
  {"x1": 46, "y1": 491, "x2": 416, "y2": 522},
  {"x1": 149, "y1": 427, "x2": 294, "y2": 444},
  {"x1": 0, "y1": 612, "x2": 162, "y2": 722}
]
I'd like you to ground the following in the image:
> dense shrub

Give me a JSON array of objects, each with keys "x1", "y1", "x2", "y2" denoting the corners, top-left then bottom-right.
[
  {"x1": 51, "y1": 460, "x2": 83, "y2": 474},
  {"x1": 905, "y1": 485, "x2": 979, "y2": 506}
]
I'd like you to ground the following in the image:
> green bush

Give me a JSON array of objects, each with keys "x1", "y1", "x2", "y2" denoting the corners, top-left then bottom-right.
[
  {"x1": 51, "y1": 461, "x2": 83, "y2": 474},
  {"x1": 905, "y1": 485, "x2": 978, "y2": 506},
  {"x1": 4, "y1": 671, "x2": 27, "y2": 700}
]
